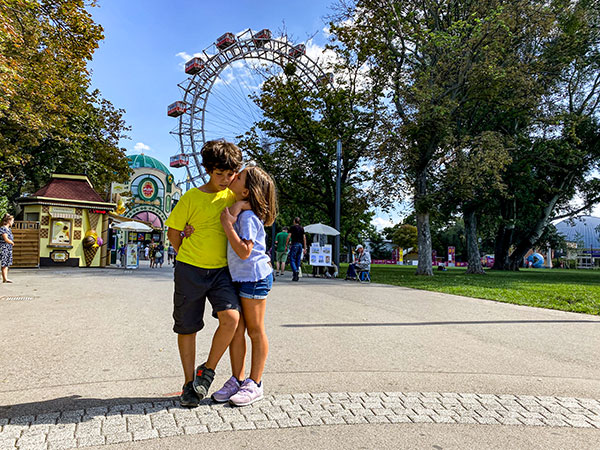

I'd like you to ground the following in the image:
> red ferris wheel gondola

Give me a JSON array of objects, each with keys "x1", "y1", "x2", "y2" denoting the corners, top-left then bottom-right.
[{"x1": 170, "y1": 154, "x2": 189, "y2": 168}]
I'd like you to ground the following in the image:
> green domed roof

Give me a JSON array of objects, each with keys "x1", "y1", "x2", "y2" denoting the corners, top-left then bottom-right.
[{"x1": 127, "y1": 154, "x2": 171, "y2": 175}]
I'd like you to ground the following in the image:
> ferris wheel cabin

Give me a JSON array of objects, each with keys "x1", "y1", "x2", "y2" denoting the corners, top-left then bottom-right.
[
  {"x1": 167, "y1": 101, "x2": 186, "y2": 117},
  {"x1": 289, "y1": 44, "x2": 306, "y2": 58},
  {"x1": 170, "y1": 154, "x2": 189, "y2": 168},
  {"x1": 253, "y1": 29, "x2": 271, "y2": 47},
  {"x1": 185, "y1": 57, "x2": 205, "y2": 75},
  {"x1": 216, "y1": 32, "x2": 236, "y2": 50}
]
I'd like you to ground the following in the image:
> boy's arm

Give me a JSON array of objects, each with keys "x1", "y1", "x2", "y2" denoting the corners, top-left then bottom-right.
[
  {"x1": 167, "y1": 227, "x2": 183, "y2": 253},
  {"x1": 220, "y1": 208, "x2": 253, "y2": 259}
]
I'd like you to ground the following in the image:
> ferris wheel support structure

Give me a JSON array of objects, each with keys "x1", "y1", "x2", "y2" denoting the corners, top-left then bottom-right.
[{"x1": 169, "y1": 29, "x2": 329, "y2": 187}]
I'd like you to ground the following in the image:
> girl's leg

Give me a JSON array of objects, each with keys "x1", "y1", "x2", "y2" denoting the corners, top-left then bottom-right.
[
  {"x1": 241, "y1": 296, "x2": 268, "y2": 383},
  {"x1": 1, "y1": 266, "x2": 8, "y2": 282},
  {"x1": 229, "y1": 312, "x2": 247, "y2": 380}
]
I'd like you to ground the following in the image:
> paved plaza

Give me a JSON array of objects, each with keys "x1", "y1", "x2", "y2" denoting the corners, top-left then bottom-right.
[{"x1": 1, "y1": 263, "x2": 600, "y2": 449}]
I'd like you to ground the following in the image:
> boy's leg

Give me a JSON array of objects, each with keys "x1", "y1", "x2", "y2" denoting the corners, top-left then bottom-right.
[
  {"x1": 205, "y1": 309, "x2": 240, "y2": 370},
  {"x1": 241, "y1": 297, "x2": 268, "y2": 383},
  {"x1": 177, "y1": 333, "x2": 197, "y2": 383}
]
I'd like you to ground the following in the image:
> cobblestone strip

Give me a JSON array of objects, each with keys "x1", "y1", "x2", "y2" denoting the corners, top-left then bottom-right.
[{"x1": 1, "y1": 392, "x2": 599, "y2": 449}]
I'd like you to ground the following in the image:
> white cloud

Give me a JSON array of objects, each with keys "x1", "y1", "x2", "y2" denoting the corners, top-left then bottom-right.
[
  {"x1": 305, "y1": 41, "x2": 340, "y2": 70},
  {"x1": 176, "y1": 51, "x2": 192, "y2": 61},
  {"x1": 175, "y1": 51, "x2": 205, "y2": 71},
  {"x1": 132, "y1": 142, "x2": 151, "y2": 154},
  {"x1": 371, "y1": 216, "x2": 395, "y2": 231}
]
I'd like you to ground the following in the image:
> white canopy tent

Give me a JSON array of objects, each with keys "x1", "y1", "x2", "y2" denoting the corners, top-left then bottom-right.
[
  {"x1": 304, "y1": 223, "x2": 340, "y2": 236},
  {"x1": 112, "y1": 221, "x2": 153, "y2": 232}
]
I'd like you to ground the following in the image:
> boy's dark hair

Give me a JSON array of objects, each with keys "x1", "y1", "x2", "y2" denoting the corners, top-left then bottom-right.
[{"x1": 201, "y1": 140, "x2": 243, "y2": 173}]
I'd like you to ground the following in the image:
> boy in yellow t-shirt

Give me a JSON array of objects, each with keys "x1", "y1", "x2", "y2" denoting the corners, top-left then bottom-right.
[{"x1": 166, "y1": 140, "x2": 242, "y2": 407}]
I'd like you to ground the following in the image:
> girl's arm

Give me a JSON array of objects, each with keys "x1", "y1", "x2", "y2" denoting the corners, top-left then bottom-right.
[
  {"x1": 228, "y1": 200, "x2": 250, "y2": 218},
  {"x1": 221, "y1": 208, "x2": 253, "y2": 260}
]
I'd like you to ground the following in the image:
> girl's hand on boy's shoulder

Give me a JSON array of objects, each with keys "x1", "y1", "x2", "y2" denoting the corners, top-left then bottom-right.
[
  {"x1": 220, "y1": 207, "x2": 236, "y2": 228},
  {"x1": 183, "y1": 224, "x2": 195, "y2": 238},
  {"x1": 229, "y1": 200, "x2": 250, "y2": 217}
]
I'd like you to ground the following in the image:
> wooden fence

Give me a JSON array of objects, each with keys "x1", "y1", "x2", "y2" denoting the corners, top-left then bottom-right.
[{"x1": 12, "y1": 221, "x2": 40, "y2": 268}]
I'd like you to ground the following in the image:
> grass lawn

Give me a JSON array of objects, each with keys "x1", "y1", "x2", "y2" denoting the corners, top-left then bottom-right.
[{"x1": 336, "y1": 264, "x2": 600, "y2": 315}]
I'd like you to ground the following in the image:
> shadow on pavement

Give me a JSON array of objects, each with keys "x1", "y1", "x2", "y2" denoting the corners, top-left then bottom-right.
[
  {"x1": 282, "y1": 319, "x2": 600, "y2": 328},
  {"x1": 0, "y1": 394, "x2": 192, "y2": 420}
]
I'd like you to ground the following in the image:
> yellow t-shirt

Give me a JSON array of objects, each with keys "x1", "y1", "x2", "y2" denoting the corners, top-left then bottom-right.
[{"x1": 165, "y1": 187, "x2": 236, "y2": 268}]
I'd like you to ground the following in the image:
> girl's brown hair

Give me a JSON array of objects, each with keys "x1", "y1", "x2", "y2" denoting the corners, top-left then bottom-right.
[
  {"x1": 243, "y1": 166, "x2": 278, "y2": 226},
  {"x1": 1, "y1": 214, "x2": 14, "y2": 226}
]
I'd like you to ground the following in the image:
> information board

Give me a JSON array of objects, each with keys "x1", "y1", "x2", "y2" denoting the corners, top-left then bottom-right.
[{"x1": 309, "y1": 243, "x2": 332, "y2": 266}]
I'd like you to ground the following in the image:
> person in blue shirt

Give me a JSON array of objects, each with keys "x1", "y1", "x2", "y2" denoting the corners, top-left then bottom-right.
[{"x1": 213, "y1": 165, "x2": 277, "y2": 407}]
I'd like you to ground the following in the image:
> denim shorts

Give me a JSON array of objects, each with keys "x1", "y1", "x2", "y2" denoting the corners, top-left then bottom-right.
[{"x1": 235, "y1": 272, "x2": 273, "y2": 300}]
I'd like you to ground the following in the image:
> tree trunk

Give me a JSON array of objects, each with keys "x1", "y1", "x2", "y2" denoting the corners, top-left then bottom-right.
[
  {"x1": 464, "y1": 206, "x2": 485, "y2": 274},
  {"x1": 415, "y1": 168, "x2": 433, "y2": 276},
  {"x1": 491, "y1": 198, "x2": 515, "y2": 271},
  {"x1": 508, "y1": 193, "x2": 560, "y2": 270}
]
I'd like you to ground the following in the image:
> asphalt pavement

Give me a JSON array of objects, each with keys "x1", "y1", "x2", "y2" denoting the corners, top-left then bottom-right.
[{"x1": 1, "y1": 261, "x2": 599, "y2": 449}]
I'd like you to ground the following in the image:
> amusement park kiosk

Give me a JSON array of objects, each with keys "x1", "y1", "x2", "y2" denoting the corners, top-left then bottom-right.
[{"x1": 17, "y1": 174, "x2": 116, "y2": 267}]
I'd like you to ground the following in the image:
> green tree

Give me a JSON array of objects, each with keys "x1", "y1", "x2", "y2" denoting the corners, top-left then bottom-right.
[
  {"x1": 331, "y1": 0, "x2": 553, "y2": 275},
  {"x1": 239, "y1": 49, "x2": 385, "y2": 246},
  {"x1": 391, "y1": 224, "x2": 418, "y2": 252},
  {"x1": 0, "y1": 0, "x2": 131, "y2": 212},
  {"x1": 492, "y1": 1, "x2": 600, "y2": 270}
]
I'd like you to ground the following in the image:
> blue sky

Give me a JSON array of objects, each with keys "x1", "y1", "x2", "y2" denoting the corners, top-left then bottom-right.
[
  {"x1": 87, "y1": 1, "x2": 598, "y2": 226},
  {"x1": 88, "y1": 0, "x2": 332, "y2": 160},
  {"x1": 87, "y1": 0, "x2": 405, "y2": 229}
]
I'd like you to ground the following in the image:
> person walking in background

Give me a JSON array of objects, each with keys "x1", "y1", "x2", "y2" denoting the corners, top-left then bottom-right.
[
  {"x1": 156, "y1": 241, "x2": 165, "y2": 268},
  {"x1": 286, "y1": 217, "x2": 306, "y2": 282},
  {"x1": 149, "y1": 239, "x2": 157, "y2": 268},
  {"x1": 0, "y1": 214, "x2": 15, "y2": 283},
  {"x1": 167, "y1": 243, "x2": 175, "y2": 265},
  {"x1": 274, "y1": 226, "x2": 289, "y2": 276}
]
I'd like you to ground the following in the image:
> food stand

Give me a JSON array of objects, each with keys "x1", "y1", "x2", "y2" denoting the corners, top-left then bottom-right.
[
  {"x1": 17, "y1": 174, "x2": 116, "y2": 267},
  {"x1": 112, "y1": 221, "x2": 153, "y2": 269}
]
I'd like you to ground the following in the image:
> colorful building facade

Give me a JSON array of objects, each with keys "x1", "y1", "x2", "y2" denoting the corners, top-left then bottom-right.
[
  {"x1": 18, "y1": 174, "x2": 116, "y2": 267},
  {"x1": 109, "y1": 154, "x2": 182, "y2": 250}
]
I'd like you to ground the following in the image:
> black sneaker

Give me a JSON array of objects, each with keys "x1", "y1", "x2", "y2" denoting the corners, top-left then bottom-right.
[
  {"x1": 180, "y1": 381, "x2": 199, "y2": 408},
  {"x1": 193, "y1": 363, "x2": 215, "y2": 399},
  {"x1": 292, "y1": 272, "x2": 299, "y2": 281}
]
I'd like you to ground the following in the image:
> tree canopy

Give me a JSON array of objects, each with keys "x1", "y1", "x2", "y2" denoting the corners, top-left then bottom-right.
[
  {"x1": 331, "y1": 0, "x2": 600, "y2": 273},
  {"x1": 0, "y1": 0, "x2": 131, "y2": 215},
  {"x1": 239, "y1": 50, "x2": 385, "y2": 248}
]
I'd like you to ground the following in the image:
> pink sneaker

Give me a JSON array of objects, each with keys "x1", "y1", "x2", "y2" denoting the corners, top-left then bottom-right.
[
  {"x1": 229, "y1": 379, "x2": 263, "y2": 407},
  {"x1": 211, "y1": 376, "x2": 240, "y2": 403}
]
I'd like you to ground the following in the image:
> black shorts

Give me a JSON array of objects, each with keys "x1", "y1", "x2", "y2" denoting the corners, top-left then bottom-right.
[{"x1": 173, "y1": 261, "x2": 240, "y2": 334}]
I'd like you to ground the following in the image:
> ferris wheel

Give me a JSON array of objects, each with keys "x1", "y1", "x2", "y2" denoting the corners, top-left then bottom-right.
[{"x1": 167, "y1": 28, "x2": 331, "y2": 186}]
